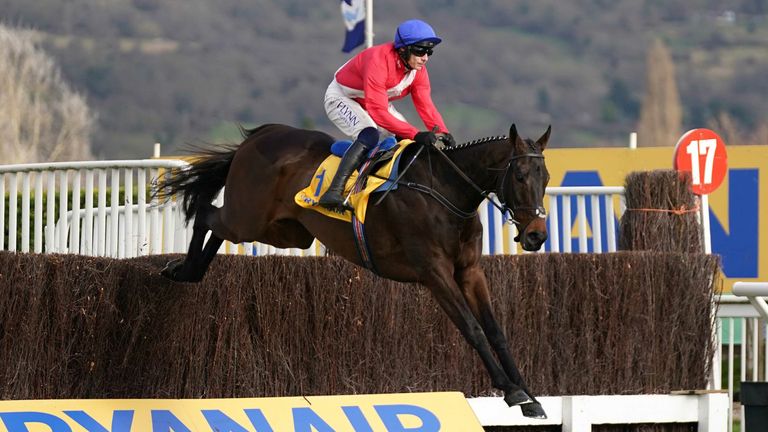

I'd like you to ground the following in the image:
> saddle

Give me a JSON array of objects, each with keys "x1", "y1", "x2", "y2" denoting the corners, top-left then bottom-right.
[{"x1": 294, "y1": 138, "x2": 414, "y2": 223}]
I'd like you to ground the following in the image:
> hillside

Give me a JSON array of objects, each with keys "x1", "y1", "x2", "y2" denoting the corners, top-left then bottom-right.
[{"x1": 2, "y1": 0, "x2": 767, "y2": 158}]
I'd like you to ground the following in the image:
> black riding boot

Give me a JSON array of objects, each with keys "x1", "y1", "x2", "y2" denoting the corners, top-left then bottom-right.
[{"x1": 318, "y1": 139, "x2": 369, "y2": 210}]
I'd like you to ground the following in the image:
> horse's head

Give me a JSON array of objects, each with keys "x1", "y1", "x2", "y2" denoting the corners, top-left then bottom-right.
[{"x1": 497, "y1": 124, "x2": 551, "y2": 251}]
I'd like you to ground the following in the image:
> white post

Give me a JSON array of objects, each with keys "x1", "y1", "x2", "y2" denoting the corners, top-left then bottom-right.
[
  {"x1": 71, "y1": 173, "x2": 81, "y2": 254},
  {"x1": 0, "y1": 175, "x2": 5, "y2": 250},
  {"x1": 58, "y1": 171, "x2": 69, "y2": 253},
  {"x1": 698, "y1": 393, "x2": 729, "y2": 432},
  {"x1": 629, "y1": 132, "x2": 637, "y2": 149},
  {"x1": 563, "y1": 195, "x2": 572, "y2": 253},
  {"x1": 562, "y1": 396, "x2": 591, "y2": 432},
  {"x1": 577, "y1": 195, "x2": 588, "y2": 252},
  {"x1": 97, "y1": 169, "x2": 107, "y2": 256},
  {"x1": 124, "y1": 169, "x2": 133, "y2": 258},
  {"x1": 548, "y1": 195, "x2": 560, "y2": 252},
  {"x1": 84, "y1": 170, "x2": 94, "y2": 255},
  {"x1": 8, "y1": 174, "x2": 18, "y2": 251},
  {"x1": 110, "y1": 168, "x2": 120, "y2": 257},
  {"x1": 605, "y1": 194, "x2": 617, "y2": 252},
  {"x1": 479, "y1": 202, "x2": 490, "y2": 254},
  {"x1": 365, "y1": 0, "x2": 373, "y2": 48},
  {"x1": 21, "y1": 173, "x2": 30, "y2": 252},
  {"x1": 137, "y1": 168, "x2": 147, "y2": 256},
  {"x1": 34, "y1": 173, "x2": 43, "y2": 253},
  {"x1": 700, "y1": 194, "x2": 712, "y2": 253},
  {"x1": 153, "y1": 143, "x2": 161, "y2": 158}
]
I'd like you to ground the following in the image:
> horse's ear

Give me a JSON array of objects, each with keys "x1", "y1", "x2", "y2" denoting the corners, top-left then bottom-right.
[
  {"x1": 537, "y1": 125, "x2": 552, "y2": 151},
  {"x1": 509, "y1": 124, "x2": 519, "y2": 141}
]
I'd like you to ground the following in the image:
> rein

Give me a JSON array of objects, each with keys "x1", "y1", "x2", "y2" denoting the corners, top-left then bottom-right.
[
  {"x1": 426, "y1": 144, "x2": 547, "y2": 226},
  {"x1": 381, "y1": 139, "x2": 546, "y2": 224}
]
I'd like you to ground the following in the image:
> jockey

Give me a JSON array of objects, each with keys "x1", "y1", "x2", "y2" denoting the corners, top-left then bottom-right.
[{"x1": 319, "y1": 18, "x2": 456, "y2": 210}]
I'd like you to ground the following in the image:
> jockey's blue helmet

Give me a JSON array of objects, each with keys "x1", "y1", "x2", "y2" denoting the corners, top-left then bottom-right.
[{"x1": 394, "y1": 19, "x2": 442, "y2": 49}]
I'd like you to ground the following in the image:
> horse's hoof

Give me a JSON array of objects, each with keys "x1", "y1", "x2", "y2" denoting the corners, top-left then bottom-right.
[
  {"x1": 161, "y1": 259, "x2": 187, "y2": 281},
  {"x1": 520, "y1": 402, "x2": 547, "y2": 419},
  {"x1": 503, "y1": 389, "x2": 533, "y2": 407},
  {"x1": 161, "y1": 259, "x2": 180, "y2": 278}
]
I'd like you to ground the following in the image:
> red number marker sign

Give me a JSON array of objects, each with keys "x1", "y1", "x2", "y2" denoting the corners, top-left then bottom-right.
[{"x1": 673, "y1": 128, "x2": 728, "y2": 195}]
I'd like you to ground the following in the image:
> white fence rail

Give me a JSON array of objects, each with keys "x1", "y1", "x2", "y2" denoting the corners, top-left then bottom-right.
[
  {"x1": 2, "y1": 160, "x2": 635, "y2": 258},
  {"x1": 469, "y1": 393, "x2": 728, "y2": 431},
  {"x1": 717, "y1": 284, "x2": 768, "y2": 432},
  {"x1": 0, "y1": 160, "x2": 189, "y2": 257}
]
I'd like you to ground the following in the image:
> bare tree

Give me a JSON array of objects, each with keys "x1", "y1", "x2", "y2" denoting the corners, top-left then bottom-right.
[
  {"x1": 637, "y1": 38, "x2": 682, "y2": 147},
  {"x1": 0, "y1": 24, "x2": 94, "y2": 164}
]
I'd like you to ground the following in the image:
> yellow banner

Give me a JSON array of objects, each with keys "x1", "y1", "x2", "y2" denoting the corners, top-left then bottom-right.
[{"x1": 0, "y1": 392, "x2": 483, "y2": 432}]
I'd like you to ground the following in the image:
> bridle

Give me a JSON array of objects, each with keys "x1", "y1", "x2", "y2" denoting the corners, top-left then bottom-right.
[
  {"x1": 493, "y1": 152, "x2": 547, "y2": 239},
  {"x1": 416, "y1": 142, "x2": 547, "y2": 232}
]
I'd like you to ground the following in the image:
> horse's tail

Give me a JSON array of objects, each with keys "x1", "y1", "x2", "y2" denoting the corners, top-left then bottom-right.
[{"x1": 155, "y1": 145, "x2": 238, "y2": 223}]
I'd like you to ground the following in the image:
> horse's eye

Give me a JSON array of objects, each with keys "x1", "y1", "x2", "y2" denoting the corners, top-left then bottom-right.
[{"x1": 515, "y1": 172, "x2": 525, "y2": 182}]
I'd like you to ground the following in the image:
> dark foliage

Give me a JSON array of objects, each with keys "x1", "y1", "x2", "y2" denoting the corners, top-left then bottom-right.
[{"x1": 2, "y1": 1, "x2": 767, "y2": 157}]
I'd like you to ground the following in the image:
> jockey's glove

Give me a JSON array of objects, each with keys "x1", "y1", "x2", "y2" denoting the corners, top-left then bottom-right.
[
  {"x1": 414, "y1": 130, "x2": 438, "y2": 148},
  {"x1": 438, "y1": 133, "x2": 456, "y2": 149}
]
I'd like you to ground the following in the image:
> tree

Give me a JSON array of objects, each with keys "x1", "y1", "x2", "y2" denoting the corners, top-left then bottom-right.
[
  {"x1": 0, "y1": 24, "x2": 93, "y2": 164},
  {"x1": 637, "y1": 38, "x2": 682, "y2": 147}
]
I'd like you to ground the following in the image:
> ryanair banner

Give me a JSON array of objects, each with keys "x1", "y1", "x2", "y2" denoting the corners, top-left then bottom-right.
[
  {"x1": 0, "y1": 392, "x2": 483, "y2": 432},
  {"x1": 545, "y1": 145, "x2": 768, "y2": 292}
]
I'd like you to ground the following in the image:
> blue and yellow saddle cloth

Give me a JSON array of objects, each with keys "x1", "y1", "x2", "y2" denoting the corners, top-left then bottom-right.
[{"x1": 295, "y1": 139, "x2": 414, "y2": 223}]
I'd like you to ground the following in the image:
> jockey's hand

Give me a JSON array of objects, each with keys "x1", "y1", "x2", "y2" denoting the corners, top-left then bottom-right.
[
  {"x1": 414, "y1": 130, "x2": 438, "y2": 148},
  {"x1": 436, "y1": 132, "x2": 456, "y2": 149}
]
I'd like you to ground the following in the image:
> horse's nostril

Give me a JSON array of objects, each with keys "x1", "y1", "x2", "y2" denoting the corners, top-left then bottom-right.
[{"x1": 530, "y1": 231, "x2": 547, "y2": 243}]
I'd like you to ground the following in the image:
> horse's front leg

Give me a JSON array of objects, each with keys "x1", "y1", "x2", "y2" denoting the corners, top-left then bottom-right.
[
  {"x1": 456, "y1": 264, "x2": 546, "y2": 419},
  {"x1": 423, "y1": 267, "x2": 531, "y2": 407}
]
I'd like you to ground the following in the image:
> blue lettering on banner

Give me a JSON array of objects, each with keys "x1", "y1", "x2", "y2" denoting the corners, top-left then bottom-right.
[
  {"x1": 0, "y1": 404, "x2": 449, "y2": 432},
  {"x1": 374, "y1": 404, "x2": 441, "y2": 431},
  {"x1": 151, "y1": 410, "x2": 191, "y2": 432},
  {"x1": 64, "y1": 410, "x2": 134, "y2": 432},
  {"x1": 292, "y1": 407, "x2": 335, "y2": 432},
  {"x1": 341, "y1": 406, "x2": 374, "y2": 432},
  {"x1": 0, "y1": 412, "x2": 72, "y2": 432},
  {"x1": 710, "y1": 168, "x2": 759, "y2": 278},
  {"x1": 202, "y1": 410, "x2": 249, "y2": 432},
  {"x1": 200, "y1": 409, "x2": 275, "y2": 432}
]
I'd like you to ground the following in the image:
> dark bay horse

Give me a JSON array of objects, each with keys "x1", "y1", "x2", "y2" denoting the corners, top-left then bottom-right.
[{"x1": 156, "y1": 123, "x2": 551, "y2": 418}]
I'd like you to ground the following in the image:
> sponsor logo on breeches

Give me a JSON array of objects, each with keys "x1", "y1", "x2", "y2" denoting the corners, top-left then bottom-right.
[{"x1": 336, "y1": 100, "x2": 360, "y2": 128}]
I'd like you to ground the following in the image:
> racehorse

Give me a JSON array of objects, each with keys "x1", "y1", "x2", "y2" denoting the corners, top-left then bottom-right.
[{"x1": 156, "y1": 123, "x2": 551, "y2": 418}]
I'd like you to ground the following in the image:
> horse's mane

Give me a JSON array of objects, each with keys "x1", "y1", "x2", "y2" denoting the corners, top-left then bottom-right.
[
  {"x1": 447, "y1": 135, "x2": 540, "y2": 153},
  {"x1": 446, "y1": 136, "x2": 507, "y2": 151}
]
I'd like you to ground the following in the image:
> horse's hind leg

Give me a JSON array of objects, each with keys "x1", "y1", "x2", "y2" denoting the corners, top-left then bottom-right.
[
  {"x1": 162, "y1": 202, "x2": 223, "y2": 282},
  {"x1": 457, "y1": 266, "x2": 546, "y2": 419}
]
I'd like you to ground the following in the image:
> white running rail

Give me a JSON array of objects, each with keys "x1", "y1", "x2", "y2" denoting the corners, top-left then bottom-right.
[
  {"x1": 0, "y1": 160, "x2": 189, "y2": 257},
  {"x1": 469, "y1": 393, "x2": 728, "y2": 430}
]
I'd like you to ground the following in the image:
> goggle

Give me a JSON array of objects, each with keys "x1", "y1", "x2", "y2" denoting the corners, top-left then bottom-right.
[{"x1": 409, "y1": 45, "x2": 434, "y2": 57}]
